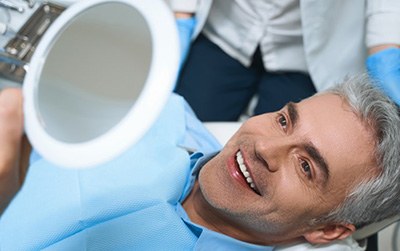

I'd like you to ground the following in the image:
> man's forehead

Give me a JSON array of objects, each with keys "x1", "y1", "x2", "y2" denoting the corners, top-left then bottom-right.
[
  {"x1": 297, "y1": 93, "x2": 372, "y2": 143},
  {"x1": 295, "y1": 94, "x2": 376, "y2": 181},
  {"x1": 299, "y1": 93, "x2": 345, "y2": 107},
  {"x1": 298, "y1": 93, "x2": 362, "y2": 125}
]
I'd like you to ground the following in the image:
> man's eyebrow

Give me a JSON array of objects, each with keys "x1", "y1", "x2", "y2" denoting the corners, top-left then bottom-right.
[
  {"x1": 304, "y1": 142, "x2": 330, "y2": 184},
  {"x1": 286, "y1": 102, "x2": 299, "y2": 128},
  {"x1": 286, "y1": 102, "x2": 330, "y2": 183}
]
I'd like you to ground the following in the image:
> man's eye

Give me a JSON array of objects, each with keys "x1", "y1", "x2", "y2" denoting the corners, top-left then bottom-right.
[
  {"x1": 278, "y1": 114, "x2": 288, "y2": 130},
  {"x1": 300, "y1": 159, "x2": 312, "y2": 178}
]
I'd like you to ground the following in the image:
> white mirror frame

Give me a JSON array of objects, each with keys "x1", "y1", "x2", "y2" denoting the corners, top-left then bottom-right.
[{"x1": 23, "y1": 0, "x2": 179, "y2": 168}]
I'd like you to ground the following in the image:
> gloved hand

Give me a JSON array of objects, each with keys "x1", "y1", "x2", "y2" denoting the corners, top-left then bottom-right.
[
  {"x1": 366, "y1": 47, "x2": 400, "y2": 105},
  {"x1": 176, "y1": 17, "x2": 196, "y2": 65}
]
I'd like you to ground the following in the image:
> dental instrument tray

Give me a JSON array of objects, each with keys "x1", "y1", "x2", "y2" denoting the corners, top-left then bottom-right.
[{"x1": 0, "y1": 2, "x2": 65, "y2": 83}]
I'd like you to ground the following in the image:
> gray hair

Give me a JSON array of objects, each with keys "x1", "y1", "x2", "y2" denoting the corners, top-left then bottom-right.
[{"x1": 317, "y1": 75, "x2": 400, "y2": 229}]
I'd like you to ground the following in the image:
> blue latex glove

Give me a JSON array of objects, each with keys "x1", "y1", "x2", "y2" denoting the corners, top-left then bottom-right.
[
  {"x1": 176, "y1": 17, "x2": 196, "y2": 65},
  {"x1": 366, "y1": 47, "x2": 400, "y2": 105}
]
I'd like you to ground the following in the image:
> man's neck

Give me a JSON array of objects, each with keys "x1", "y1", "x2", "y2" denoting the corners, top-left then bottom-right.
[
  {"x1": 182, "y1": 181, "x2": 224, "y2": 232},
  {"x1": 182, "y1": 181, "x2": 304, "y2": 246}
]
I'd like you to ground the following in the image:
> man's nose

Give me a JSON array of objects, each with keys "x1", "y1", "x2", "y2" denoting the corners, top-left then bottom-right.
[{"x1": 254, "y1": 137, "x2": 289, "y2": 173}]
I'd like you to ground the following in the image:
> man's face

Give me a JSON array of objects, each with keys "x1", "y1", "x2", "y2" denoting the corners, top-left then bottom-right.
[{"x1": 197, "y1": 94, "x2": 376, "y2": 245}]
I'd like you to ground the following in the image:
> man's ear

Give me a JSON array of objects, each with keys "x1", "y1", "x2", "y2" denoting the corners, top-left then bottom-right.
[{"x1": 303, "y1": 223, "x2": 356, "y2": 244}]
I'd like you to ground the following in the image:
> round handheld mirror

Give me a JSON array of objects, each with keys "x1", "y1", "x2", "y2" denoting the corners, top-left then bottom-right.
[{"x1": 23, "y1": 0, "x2": 179, "y2": 168}]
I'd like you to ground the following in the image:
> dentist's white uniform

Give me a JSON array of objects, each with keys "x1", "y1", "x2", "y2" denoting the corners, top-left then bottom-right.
[{"x1": 169, "y1": 0, "x2": 400, "y2": 91}]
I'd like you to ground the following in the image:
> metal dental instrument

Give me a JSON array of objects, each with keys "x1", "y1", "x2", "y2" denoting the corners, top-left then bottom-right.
[
  {"x1": 0, "y1": 51, "x2": 27, "y2": 67},
  {"x1": 0, "y1": 0, "x2": 24, "y2": 13},
  {"x1": 22, "y1": 0, "x2": 35, "y2": 8},
  {"x1": 0, "y1": 2, "x2": 65, "y2": 83}
]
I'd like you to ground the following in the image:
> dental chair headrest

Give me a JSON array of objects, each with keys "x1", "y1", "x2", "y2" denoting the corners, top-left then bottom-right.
[{"x1": 352, "y1": 214, "x2": 400, "y2": 240}]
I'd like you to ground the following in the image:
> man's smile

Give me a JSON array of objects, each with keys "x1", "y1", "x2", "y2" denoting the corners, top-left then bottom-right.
[{"x1": 229, "y1": 150, "x2": 261, "y2": 195}]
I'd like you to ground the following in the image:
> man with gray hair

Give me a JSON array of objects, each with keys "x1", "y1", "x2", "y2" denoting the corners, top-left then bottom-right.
[
  {"x1": 313, "y1": 77, "x2": 400, "y2": 232},
  {"x1": 0, "y1": 75, "x2": 399, "y2": 250}
]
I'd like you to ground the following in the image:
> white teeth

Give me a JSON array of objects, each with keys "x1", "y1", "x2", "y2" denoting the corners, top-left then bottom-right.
[{"x1": 236, "y1": 151, "x2": 257, "y2": 191}]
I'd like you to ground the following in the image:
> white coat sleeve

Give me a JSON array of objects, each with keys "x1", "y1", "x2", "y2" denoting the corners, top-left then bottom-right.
[
  {"x1": 366, "y1": 0, "x2": 400, "y2": 47},
  {"x1": 166, "y1": 0, "x2": 198, "y2": 13}
]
